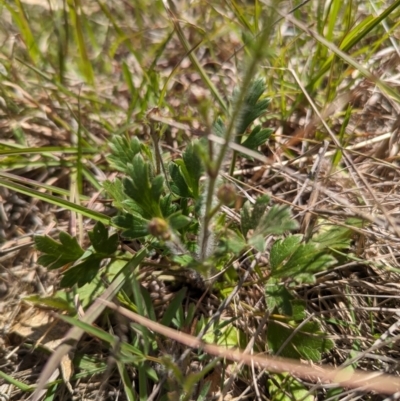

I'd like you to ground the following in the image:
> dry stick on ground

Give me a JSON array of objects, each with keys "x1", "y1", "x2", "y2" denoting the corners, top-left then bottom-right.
[{"x1": 101, "y1": 299, "x2": 400, "y2": 395}]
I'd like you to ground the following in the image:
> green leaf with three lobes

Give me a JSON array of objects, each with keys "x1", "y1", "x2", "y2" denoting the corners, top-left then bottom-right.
[
  {"x1": 108, "y1": 135, "x2": 141, "y2": 173},
  {"x1": 60, "y1": 255, "x2": 103, "y2": 288},
  {"x1": 265, "y1": 278, "x2": 307, "y2": 319},
  {"x1": 241, "y1": 195, "x2": 270, "y2": 237},
  {"x1": 36, "y1": 223, "x2": 120, "y2": 288},
  {"x1": 268, "y1": 319, "x2": 334, "y2": 362},
  {"x1": 35, "y1": 232, "x2": 84, "y2": 270},
  {"x1": 235, "y1": 78, "x2": 270, "y2": 135},
  {"x1": 182, "y1": 142, "x2": 203, "y2": 198},
  {"x1": 243, "y1": 198, "x2": 298, "y2": 252},
  {"x1": 103, "y1": 179, "x2": 146, "y2": 217},
  {"x1": 160, "y1": 194, "x2": 178, "y2": 217},
  {"x1": 88, "y1": 222, "x2": 118, "y2": 255},
  {"x1": 169, "y1": 142, "x2": 203, "y2": 199},
  {"x1": 254, "y1": 205, "x2": 299, "y2": 237},
  {"x1": 241, "y1": 125, "x2": 273, "y2": 150},
  {"x1": 270, "y1": 235, "x2": 337, "y2": 283},
  {"x1": 169, "y1": 162, "x2": 192, "y2": 198},
  {"x1": 124, "y1": 154, "x2": 163, "y2": 218},
  {"x1": 112, "y1": 213, "x2": 149, "y2": 239}
]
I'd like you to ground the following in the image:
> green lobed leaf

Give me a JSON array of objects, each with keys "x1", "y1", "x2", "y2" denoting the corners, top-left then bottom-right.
[
  {"x1": 223, "y1": 229, "x2": 247, "y2": 254},
  {"x1": 241, "y1": 125, "x2": 273, "y2": 150},
  {"x1": 270, "y1": 235, "x2": 302, "y2": 271},
  {"x1": 169, "y1": 161, "x2": 192, "y2": 198},
  {"x1": 104, "y1": 180, "x2": 145, "y2": 229},
  {"x1": 60, "y1": 255, "x2": 102, "y2": 288},
  {"x1": 103, "y1": 179, "x2": 126, "y2": 209},
  {"x1": 168, "y1": 212, "x2": 191, "y2": 231},
  {"x1": 235, "y1": 78, "x2": 270, "y2": 135},
  {"x1": 108, "y1": 136, "x2": 142, "y2": 173},
  {"x1": 248, "y1": 234, "x2": 266, "y2": 252},
  {"x1": 182, "y1": 142, "x2": 203, "y2": 199},
  {"x1": 265, "y1": 278, "x2": 295, "y2": 315},
  {"x1": 255, "y1": 205, "x2": 299, "y2": 237},
  {"x1": 88, "y1": 221, "x2": 118, "y2": 255},
  {"x1": 271, "y1": 238, "x2": 337, "y2": 283},
  {"x1": 160, "y1": 194, "x2": 178, "y2": 217},
  {"x1": 123, "y1": 154, "x2": 162, "y2": 218},
  {"x1": 150, "y1": 174, "x2": 165, "y2": 203},
  {"x1": 240, "y1": 195, "x2": 270, "y2": 237},
  {"x1": 268, "y1": 319, "x2": 334, "y2": 362},
  {"x1": 35, "y1": 233, "x2": 84, "y2": 270},
  {"x1": 104, "y1": 179, "x2": 146, "y2": 218},
  {"x1": 121, "y1": 199, "x2": 146, "y2": 218},
  {"x1": 112, "y1": 214, "x2": 149, "y2": 239}
]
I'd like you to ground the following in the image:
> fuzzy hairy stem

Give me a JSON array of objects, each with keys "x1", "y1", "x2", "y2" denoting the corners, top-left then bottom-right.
[{"x1": 198, "y1": 12, "x2": 276, "y2": 262}]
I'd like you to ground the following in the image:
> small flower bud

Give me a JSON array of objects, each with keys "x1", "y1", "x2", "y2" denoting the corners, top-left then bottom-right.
[
  {"x1": 217, "y1": 183, "x2": 237, "y2": 206},
  {"x1": 148, "y1": 218, "x2": 171, "y2": 240}
]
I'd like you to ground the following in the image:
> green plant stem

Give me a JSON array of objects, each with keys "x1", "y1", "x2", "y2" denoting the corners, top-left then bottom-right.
[
  {"x1": 198, "y1": 12, "x2": 276, "y2": 261},
  {"x1": 207, "y1": 201, "x2": 223, "y2": 222},
  {"x1": 229, "y1": 150, "x2": 238, "y2": 176}
]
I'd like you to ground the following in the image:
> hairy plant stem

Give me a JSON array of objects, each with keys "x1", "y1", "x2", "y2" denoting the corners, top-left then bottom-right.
[{"x1": 198, "y1": 14, "x2": 276, "y2": 261}]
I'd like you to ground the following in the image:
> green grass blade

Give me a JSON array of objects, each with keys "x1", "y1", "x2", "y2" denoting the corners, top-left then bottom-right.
[
  {"x1": 0, "y1": 146, "x2": 94, "y2": 156},
  {"x1": 164, "y1": 2, "x2": 227, "y2": 111},
  {"x1": 325, "y1": 0, "x2": 341, "y2": 43},
  {"x1": 161, "y1": 287, "x2": 187, "y2": 327},
  {"x1": 5, "y1": 1, "x2": 40, "y2": 64},
  {"x1": 116, "y1": 361, "x2": 136, "y2": 401},
  {"x1": 138, "y1": 362, "x2": 148, "y2": 401},
  {"x1": 229, "y1": 0, "x2": 255, "y2": 34},
  {"x1": 15, "y1": 57, "x2": 107, "y2": 106},
  {"x1": 0, "y1": 178, "x2": 110, "y2": 225},
  {"x1": 0, "y1": 171, "x2": 90, "y2": 200},
  {"x1": 67, "y1": 0, "x2": 94, "y2": 85},
  {"x1": 31, "y1": 249, "x2": 148, "y2": 401},
  {"x1": 284, "y1": 10, "x2": 400, "y2": 103},
  {"x1": 0, "y1": 370, "x2": 34, "y2": 392},
  {"x1": 309, "y1": 0, "x2": 400, "y2": 87}
]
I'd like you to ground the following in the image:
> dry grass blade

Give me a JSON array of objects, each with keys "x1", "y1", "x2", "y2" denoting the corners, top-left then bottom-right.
[
  {"x1": 102, "y1": 299, "x2": 400, "y2": 395},
  {"x1": 2, "y1": 1, "x2": 400, "y2": 400}
]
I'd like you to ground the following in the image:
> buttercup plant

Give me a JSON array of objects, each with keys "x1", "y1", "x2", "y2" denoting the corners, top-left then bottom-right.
[
  {"x1": 4, "y1": 1, "x2": 400, "y2": 400},
  {"x1": 32, "y1": 73, "x2": 349, "y2": 401}
]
